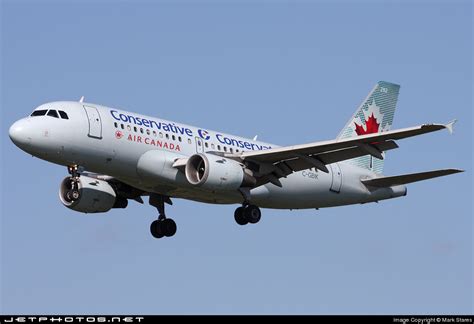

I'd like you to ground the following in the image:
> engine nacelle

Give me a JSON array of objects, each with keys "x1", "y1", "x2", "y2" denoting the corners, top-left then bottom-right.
[
  {"x1": 185, "y1": 153, "x2": 255, "y2": 191},
  {"x1": 136, "y1": 150, "x2": 190, "y2": 185},
  {"x1": 59, "y1": 175, "x2": 126, "y2": 213}
]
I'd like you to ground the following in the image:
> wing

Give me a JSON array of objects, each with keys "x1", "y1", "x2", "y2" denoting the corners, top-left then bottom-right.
[{"x1": 225, "y1": 121, "x2": 456, "y2": 187}]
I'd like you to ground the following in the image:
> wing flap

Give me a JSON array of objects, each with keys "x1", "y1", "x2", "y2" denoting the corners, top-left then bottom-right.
[
  {"x1": 361, "y1": 169, "x2": 464, "y2": 187},
  {"x1": 279, "y1": 140, "x2": 397, "y2": 173}
]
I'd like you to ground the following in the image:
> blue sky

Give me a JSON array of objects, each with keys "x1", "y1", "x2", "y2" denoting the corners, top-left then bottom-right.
[{"x1": 1, "y1": 0, "x2": 472, "y2": 314}]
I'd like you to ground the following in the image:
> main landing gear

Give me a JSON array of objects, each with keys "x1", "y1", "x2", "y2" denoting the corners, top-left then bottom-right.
[
  {"x1": 149, "y1": 194, "x2": 177, "y2": 239},
  {"x1": 234, "y1": 204, "x2": 262, "y2": 226},
  {"x1": 147, "y1": 194, "x2": 261, "y2": 238}
]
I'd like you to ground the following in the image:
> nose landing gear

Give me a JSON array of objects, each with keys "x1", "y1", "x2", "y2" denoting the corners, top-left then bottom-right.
[{"x1": 64, "y1": 165, "x2": 81, "y2": 202}]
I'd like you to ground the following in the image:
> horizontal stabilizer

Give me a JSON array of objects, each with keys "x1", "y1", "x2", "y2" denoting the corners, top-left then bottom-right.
[{"x1": 361, "y1": 169, "x2": 464, "y2": 187}]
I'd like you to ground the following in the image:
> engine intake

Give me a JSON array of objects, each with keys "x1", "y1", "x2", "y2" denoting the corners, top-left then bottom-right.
[
  {"x1": 185, "y1": 153, "x2": 255, "y2": 190},
  {"x1": 59, "y1": 175, "x2": 127, "y2": 213}
]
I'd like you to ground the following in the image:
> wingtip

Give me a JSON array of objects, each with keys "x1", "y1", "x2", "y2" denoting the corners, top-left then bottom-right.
[{"x1": 445, "y1": 119, "x2": 457, "y2": 134}]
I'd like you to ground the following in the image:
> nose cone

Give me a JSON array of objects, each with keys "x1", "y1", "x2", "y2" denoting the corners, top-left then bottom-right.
[{"x1": 9, "y1": 119, "x2": 32, "y2": 149}]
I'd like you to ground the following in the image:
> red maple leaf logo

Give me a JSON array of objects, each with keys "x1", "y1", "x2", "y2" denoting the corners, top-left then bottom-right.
[
  {"x1": 354, "y1": 113, "x2": 380, "y2": 136},
  {"x1": 115, "y1": 130, "x2": 123, "y2": 139}
]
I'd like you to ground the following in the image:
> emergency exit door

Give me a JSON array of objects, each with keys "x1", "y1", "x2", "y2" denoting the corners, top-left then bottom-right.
[{"x1": 330, "y1": 163, "x2": 342, "y2": 193}]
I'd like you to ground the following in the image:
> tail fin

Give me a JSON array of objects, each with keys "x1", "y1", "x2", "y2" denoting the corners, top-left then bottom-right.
[{"x1": 337, "y1": 81, "x2": 400, "y2": 174}]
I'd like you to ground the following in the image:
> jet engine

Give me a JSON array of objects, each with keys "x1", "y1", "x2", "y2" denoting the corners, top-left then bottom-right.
[
  {"x1": 185, "y1": 153, "x2": 255, "y2": 191},
  {"x1": 59, "y1": 175, "x2": 128, "y2": 213}
]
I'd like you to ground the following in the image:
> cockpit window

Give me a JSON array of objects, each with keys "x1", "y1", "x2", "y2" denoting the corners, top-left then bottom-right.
[
  {"x1": 58, "y1": 110, "x2": 69, "y2": 119},
  {"x1": 47, "y1": 110, "x2": 59, "y2": 118},
  {"x1": 30, "y1": 110, "x2": 47, "y2": 117},
  {"x1": 30, "y1": 109, "x2": 68, "y2": 119}
]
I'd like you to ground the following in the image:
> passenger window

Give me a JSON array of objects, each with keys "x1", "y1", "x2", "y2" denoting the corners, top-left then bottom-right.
[
  {"x1": 134, "y1": 126, "x2": 137, "y2": 132},
  {"x1": 31, "y1": 110, "x2": 48, "y2": 117},
  {"x1": 140, "y1": 128, "x2": 144, "y2": 134},
  {"x1": 217, "y1": 145, "x2": 221, "y2": 151},
  {"x1": 153, "y1": 131, "x2": 157, "y2": 137},
  {"x1": 198, "y1": 141, "x2": 202, "y2": 146},
  {"x1": 58, "y1": 110, "x2": 69, "y2": 119},
  {"x1": 224, "y1": 147, "x2": 227, "y2": 152},
  {"x1": 188, "y1": 138, "x2": 191, "y2": 144},
  {"x1": 114, "y1": 122, "x2": 118, "y2": 128},
  {"x1": 172, "y1": 135, "x2": 175, "y2": 141},
  {"x1": 178, "y1": 136, "x2": 182, "y2": 142},
  {"x1": 165, "y1": 134, "x2": 169, "y2": 139},
  {"x1": 127, "y1": 125, "x2": 131, "y2": 131},
  {"x1": 121, "y1": 124, "x2": 124, "y2": 129},
  {"x1": 159, "y1": 132, "x2": 163, "y2": 138},
  {"x1": 146, "y1": 129, "x2": 150, "y2": 135},
  {"x1": 47, "y1": 110, "x2": 59, "y2": 118},
  {"x1": 205, "y1": 142, "x2": 209, "y2": 148},
  {"x1": 211, "y1": 143, "x2": 215, "y2": 149},
  {"x1": 230, "y1": 148, "x2": 233, "y2": 153}
]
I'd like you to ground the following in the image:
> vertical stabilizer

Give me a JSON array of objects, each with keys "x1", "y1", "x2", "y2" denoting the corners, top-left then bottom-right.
[{"x1": 337, "y1": 81, "x2": 400, "y2": 174}]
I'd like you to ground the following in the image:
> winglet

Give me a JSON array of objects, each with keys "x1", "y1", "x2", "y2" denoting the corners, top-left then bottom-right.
[
  {"x1": 253, "y1": 135, "x2": 258, "y2": 141},
  {"x1": 79, "y1": 96, "x2": 85, "y2": 103},
  {"x1": 445, "y1": 119, "x2": 457, "y2": 134}
]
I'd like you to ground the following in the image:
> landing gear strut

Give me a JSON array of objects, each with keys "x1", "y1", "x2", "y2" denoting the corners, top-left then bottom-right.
[
  {"x1": 149, "y1": 194, "x2": 177, "y2": 239},
  {"x1": 67, "y1": 165, "x2": 80, "y2": 178},
  {"x1": 234, "y1": 203, "x2": 262, "y2": 226},
  {"x1": 64, "y1": 165, "x2": 81, "y2": 202}
]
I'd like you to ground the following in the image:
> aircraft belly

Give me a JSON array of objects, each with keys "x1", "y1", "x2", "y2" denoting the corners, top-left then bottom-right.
[
  {"x1": 251, "y1": 164, "x2": 374, "y2": 209},
  {"x1": 250, "y1": 170, "x2": 335, "y2": 209},
  {"x1": 116, "y1": 175, "x2": 242, "y2": 204}
]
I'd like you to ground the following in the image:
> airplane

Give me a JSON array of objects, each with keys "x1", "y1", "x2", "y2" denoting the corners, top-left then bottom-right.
[{"x1": 9, "y1": 81, "x2": 463, "y2": 239}]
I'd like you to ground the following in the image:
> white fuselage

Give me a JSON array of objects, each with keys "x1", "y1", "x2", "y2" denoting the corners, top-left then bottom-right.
[{"x1": 9, "y1": 101, "x2": 406, "y2": 209}]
